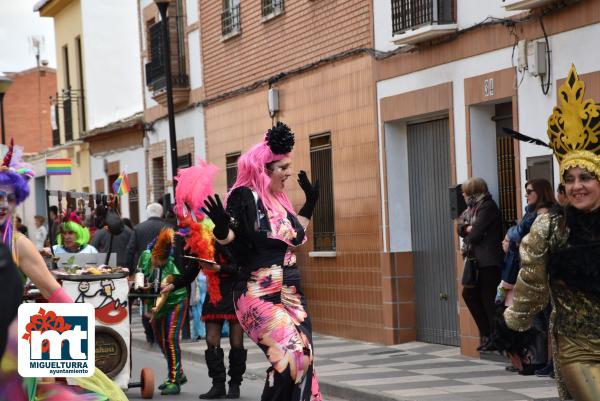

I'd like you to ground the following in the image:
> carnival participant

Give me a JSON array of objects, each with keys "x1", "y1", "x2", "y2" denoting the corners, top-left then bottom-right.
[
  {"x1": 0, "y1": 141, "x2": 126, "y2": 401},
  {"x1": 51, "y1": 211, "x2": 98, "y2": 254},
  {"x1": 499, "y1": 65, "x2": 600, "y2": 401},
  {"x1": 161, "y1": 159, "x2": 246, "y2": 399},
  {"x1": 202, "y1": 122, "x2": 322, "y2": 401},
  {"x1": 138, "y1": 227, "x2": 188, "y2": 395}
]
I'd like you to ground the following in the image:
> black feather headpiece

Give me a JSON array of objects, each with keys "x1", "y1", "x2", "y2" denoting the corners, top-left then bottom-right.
[
  {"x1": 266, "y1": 121, "x2": 295, "y2": 155},
  {"x1": 502, "y1": 128, "x2": 550, "y2": 148}
]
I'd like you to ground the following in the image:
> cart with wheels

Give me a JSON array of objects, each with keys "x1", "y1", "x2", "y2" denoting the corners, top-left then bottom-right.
[{"x1": 55, "y1": 258, "x2": 156, "y2": 399}]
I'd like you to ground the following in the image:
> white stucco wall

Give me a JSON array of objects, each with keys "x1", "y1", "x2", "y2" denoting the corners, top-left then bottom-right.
[
  {"x1": 188, "y1": 29, "x2": 203, "y2": 89},
  {"x1": 81, "y1": 0, "x2": 143, "y2": 130},
  {"x1": 377, "y1": 22, "x2": 600, "y2": 251},
  {"x1": 89, "y1": 147, "x2": 147, "y2": 220},
  {"x1": 146, "y1": 107, "x2": 206, "y2": 195},
  {"x1": 185, "y1": 0, "x2": 199, "y2": 24},
  {"x1": 384, "y1": 121, "x2": 412, "y2": 252},
  {"x1": 469, "y1": 104, "x2": 499, "y2": 202},
  {"x1": 374, "y1": 0, "x2": 520, "y2": 52}
]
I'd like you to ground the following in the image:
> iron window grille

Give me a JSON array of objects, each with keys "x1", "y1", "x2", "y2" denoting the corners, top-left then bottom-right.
[
  {"x1": 152, "y1": 157, "x2": 165, "y2": 202},
  {"x1": 145, "y1": 21, "x2": 165, "y2": 89},
  {"x1": 52, "y1": 103, "x2": 60, "y2": 146},
  {"x1": 262, "y1": 0, "x2": 284, "y2": 18},
  {"x1": 177, "y1": 153, "x2": 192, "y2": 169},
  {"x1": 309, "y1": 134, "x2": 336, "y2": 251},
  {"x1": 63, "y1": 97, "x2": 72, "y2": 142},
  {"x1": 144, "y1": 17, "x2": 189, "y2": 91},
  {"x1": 226, "y1": 152, "x2": 241, "y2": 190},
  {"x1": 391, "y1": 0, "x2": 454, "y2": 35},
  {"x1": 54, "y1": 88, "x2": 84, "y2": 141},
  {"x1": 222, "y1": 2, "x2": 241, "y2": 36}
]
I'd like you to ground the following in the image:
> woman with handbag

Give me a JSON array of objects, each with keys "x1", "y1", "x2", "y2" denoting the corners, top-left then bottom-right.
[
  {"x1": 458, "y1": 177, "x2": 504, "y2": 352},
  {"x1": 498, "y1": 178, "x2": 556, "y2": 374}
]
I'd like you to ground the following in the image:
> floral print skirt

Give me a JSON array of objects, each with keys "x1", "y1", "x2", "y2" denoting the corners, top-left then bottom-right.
[{"x1": 234, "y1": 263, "x2": 322, "y2": 401}]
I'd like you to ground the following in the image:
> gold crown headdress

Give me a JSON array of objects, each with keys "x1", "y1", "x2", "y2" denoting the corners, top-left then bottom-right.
[{"x1": 547, "y1": 64, "x2": 600, "y2": 181}]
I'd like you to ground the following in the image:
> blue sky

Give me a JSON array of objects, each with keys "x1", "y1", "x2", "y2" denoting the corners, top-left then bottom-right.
[{"x1": 0, "y1": 0, "x2": 56, "y2": 72}]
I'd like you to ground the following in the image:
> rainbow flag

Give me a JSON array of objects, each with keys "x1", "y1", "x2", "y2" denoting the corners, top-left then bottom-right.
[
  {"x1": 46, "y1": 158, "x2": 72, "y2": 175},
  {"x1": 112, "y1": 170, "x2": 131, "y2": 197}
]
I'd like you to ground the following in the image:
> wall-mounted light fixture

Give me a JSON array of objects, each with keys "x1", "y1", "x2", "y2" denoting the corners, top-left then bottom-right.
[{"x1": 268, "y1": 87, "x2": 279, "y2": 118}]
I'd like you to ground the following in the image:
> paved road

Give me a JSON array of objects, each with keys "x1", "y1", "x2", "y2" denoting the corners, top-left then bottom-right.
[{"x1": 127, "y1": 343, "x2": 348, "y2": 401}]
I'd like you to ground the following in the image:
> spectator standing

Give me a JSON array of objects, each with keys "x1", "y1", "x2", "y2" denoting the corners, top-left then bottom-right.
[
  {"x1": 498, "y1": 178, "x2": 556, "y2": 374},
  {"x1": 46, "y1": 205, "x2": 59, "y2": 246},
  {"x1": 458, "y1": 177, "x2": 504, "y2": 352},
  {"x1": 33, "y1": 215, "x2": 47, "y2": 250},
  {"x1": 15, "y1": 216, "x2": 28, "y2": 237},
  {"x1": 124, "y1": 203, "x2": 172, "y2": 271},
  {"x1": 91, "y1": 224, "x2": 133, "y2": 267}
]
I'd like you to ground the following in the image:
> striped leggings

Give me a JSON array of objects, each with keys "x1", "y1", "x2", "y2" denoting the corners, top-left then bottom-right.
[{"x1": 151, "y1": 298, "x2": 189, "y2": 383}]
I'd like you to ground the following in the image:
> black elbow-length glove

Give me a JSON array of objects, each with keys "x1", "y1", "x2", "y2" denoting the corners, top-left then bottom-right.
[
  {"x1": 297, "y1": 170, "x2": 320, "y2": 220},
  {"x1": 201, "y1": 194, "x2": 231, "y2": 241}
]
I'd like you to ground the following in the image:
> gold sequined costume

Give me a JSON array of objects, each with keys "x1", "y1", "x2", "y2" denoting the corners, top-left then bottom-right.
[{"x1": 504, "y1": 65, "x2": 600, "y2": 401}]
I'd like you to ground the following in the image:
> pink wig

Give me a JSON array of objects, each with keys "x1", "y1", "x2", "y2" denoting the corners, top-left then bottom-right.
[
  {"x1": 228, "y1": 140, "x2": 296, "y2": 216},
  {"x1": 174, "y1": 158, "x2": 218, "y2": 218}
]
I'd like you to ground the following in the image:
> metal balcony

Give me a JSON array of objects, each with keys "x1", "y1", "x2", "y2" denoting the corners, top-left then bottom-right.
[{"x1": 391, "y1": 0, "x2": 456, "y2": 45}]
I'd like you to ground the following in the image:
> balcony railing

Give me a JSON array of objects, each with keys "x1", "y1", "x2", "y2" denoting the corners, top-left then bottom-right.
[
  {"x1": 262, "y1": 0, "x2": 284, "y2": 18},
  {"x1": 144, "y1": 20, "x2": 189, "y2": 93},
  {"x1": 221, "y1": 4, "x2": 241, "y2": 37},
  {"x1": 392, "y1": 0, "x2": 454, "y2": 35}
]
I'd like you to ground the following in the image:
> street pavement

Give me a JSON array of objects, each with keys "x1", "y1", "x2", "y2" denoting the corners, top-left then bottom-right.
[
  {"x1": 127, "y1": 342, "x2": 349, "y2": 401},
  {"x1": 129, "y1": 314, "x2": 560, "y2": 401}
]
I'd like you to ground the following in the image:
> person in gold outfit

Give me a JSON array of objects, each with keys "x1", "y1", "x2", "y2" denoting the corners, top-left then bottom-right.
[{"x1": 501, "y1": 65, "x2": 600, "y2": 401}]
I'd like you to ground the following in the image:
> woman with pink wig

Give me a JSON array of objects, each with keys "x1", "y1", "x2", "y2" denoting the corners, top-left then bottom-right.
[{"x1": 202, "y1": 122, "x2": 322, "y2": 401}]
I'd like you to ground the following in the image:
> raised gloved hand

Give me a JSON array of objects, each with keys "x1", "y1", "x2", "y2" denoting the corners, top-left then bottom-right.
[
  {"x1": 201, "y1": 195, "x2": 230, "y2": 240},
  {"x1": 297, "y1": 170, "x2": 320, "y2": 219}
]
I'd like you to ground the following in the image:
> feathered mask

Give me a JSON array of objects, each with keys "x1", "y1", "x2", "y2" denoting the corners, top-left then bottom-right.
[{"x1": 151, "y1": 228, "x2": 174, "y2": 266}]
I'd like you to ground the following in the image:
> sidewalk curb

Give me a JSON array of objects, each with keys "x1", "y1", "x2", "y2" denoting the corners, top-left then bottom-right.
[{"x1": 131, "y1": 337, "x2": 401, "y2": 401}]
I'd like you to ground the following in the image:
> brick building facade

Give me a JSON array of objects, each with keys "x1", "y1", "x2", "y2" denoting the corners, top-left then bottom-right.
[{"x1": 3, "y1": 67, "x2": 56, "y2": 153}]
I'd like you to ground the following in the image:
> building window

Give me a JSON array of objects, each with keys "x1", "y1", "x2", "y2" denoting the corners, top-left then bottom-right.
[
  {"x1": 221, "y1": 0, "x2": 241, "y2": 37},
  {"x1": 310, "y1": 134, "x2": 335, "y2": 251},
  {"x1": 152, "y1": 157, "x2": 165, "y2": 202},
  {"x1": 62, "y1": 45, "x2": 70, "y2": 87},
  {"x1": 226, "y1": 152, "x2": 240, "y2": 190},
  {"x1": 61, "y1": 45, "x2": 73, "y2": 142},
  {"x1": 262, "y1": 0, "x2": 284, "y2": 19},
  {"x1": 75, "y1": 36, "x2": 86, "y2": 133},
  {"x1": 128, "y1": 172, "x2": 140, "y2": 225},
  {"x1": 145, "y1": 21, "x2": 165, "y2": 89},
  {"x1": 144, "y1": 2, "x2": 189, "y2": 93},
  {"x1": 177, "y1": 153, "x2": 192, "y2": 169},
  {"x1": 51, "y1": 102, "x2": 60, "y2": 146},
  {"x1": 391, "y1": 0, "x2": 454, "y2": 34}
]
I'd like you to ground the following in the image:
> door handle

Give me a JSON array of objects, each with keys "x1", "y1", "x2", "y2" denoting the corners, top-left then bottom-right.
[{"x1": 439, "y1": 292, "x2": 448, "y2": 301}]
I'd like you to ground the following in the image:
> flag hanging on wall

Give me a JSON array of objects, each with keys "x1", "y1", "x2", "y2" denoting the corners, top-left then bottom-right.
[
  {"x1": 46, "y1": 158, "x2": 72, "y2": 175},
  {"x1": 112, "y1": 170, "x2": 131, "y2": 197}
]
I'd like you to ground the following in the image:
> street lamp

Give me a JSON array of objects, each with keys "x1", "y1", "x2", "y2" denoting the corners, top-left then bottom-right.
[
  {"x1": 0, "y1": 74, "x2": 13, "y2": 145},
  {"x1": 154, "y1": 0, "x2": 179, "y2": 196}
]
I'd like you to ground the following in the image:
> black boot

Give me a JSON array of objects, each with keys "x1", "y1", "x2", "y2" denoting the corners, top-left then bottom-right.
[
  {"x1": 199, "y1": 346, "x2": 227, "y2": 399},
  {"x1": 227, "y1": 348, "x2": 247, "y2": 399}
]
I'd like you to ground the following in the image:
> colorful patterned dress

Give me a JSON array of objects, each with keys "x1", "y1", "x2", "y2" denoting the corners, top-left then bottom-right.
[{"x1": 226, "y1": 186, "x2": 322, "y2": 401}]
